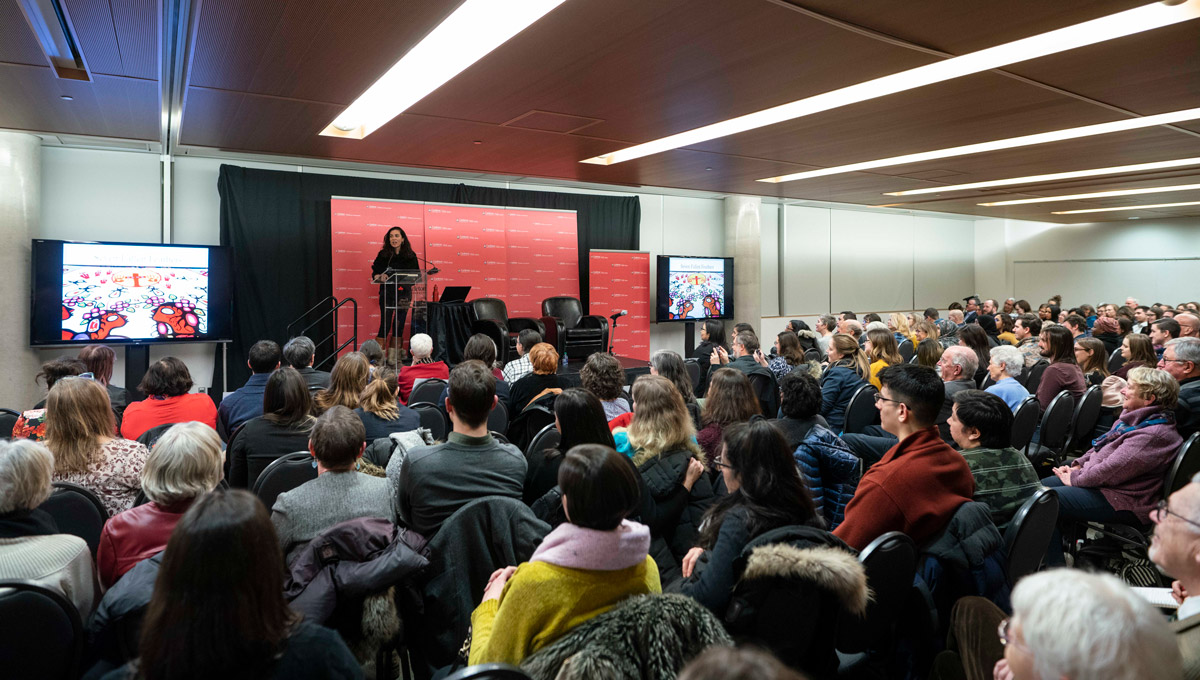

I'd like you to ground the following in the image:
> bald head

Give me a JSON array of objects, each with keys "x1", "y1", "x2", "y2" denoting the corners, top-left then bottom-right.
[
  {"x1": 1176, "y1": 312, "x2": 1200, "y2": 338},
  {"x1": 948, "y1": 309, "x2": 964, "y2": 324}
]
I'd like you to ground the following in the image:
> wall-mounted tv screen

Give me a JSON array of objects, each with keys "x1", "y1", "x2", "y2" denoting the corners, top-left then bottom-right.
[
  {"x1": 655, "y1": 255, "x2": 734, "y2": 322},
  {"x1": 30, "y1": 240, "x2": 233, "y2": 346}
]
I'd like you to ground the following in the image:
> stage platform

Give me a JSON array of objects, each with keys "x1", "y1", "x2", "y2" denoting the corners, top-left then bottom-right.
[{"x1": 556, "y1": 354, "x2": 650, "y2": 389}]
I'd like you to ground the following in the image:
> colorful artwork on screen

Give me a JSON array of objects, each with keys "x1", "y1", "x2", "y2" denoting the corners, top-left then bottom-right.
[{"x1": 667, "y1": 272, "x2": 724, "y2": 320}]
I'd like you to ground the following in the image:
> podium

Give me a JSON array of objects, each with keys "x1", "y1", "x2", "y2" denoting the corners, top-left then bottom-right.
[{"x1": 381, "y1": 267, "x2": 433, "y2": 368}]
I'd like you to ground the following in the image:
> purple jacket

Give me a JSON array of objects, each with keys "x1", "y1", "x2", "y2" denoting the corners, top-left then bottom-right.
[{"x1": 1070, "y1": 405, "x2": 1182, "y2": 521}]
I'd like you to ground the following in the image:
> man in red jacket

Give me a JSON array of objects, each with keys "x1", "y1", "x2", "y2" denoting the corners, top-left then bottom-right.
[{"x1": 834, "y1": 364, "x2": 975, "y2": 551}]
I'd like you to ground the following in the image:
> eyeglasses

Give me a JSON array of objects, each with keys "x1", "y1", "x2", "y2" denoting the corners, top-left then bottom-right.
[
  {"x1": 873, "y1": 393, "x2": 905, "y2": 408},
  {"x1": 712, "y1": 455, "x2": 735, "y2": 471},
  {"x1": 61, "y1": 372, "x2": 96, "y2": 382},
  {"x1": 1155, "y1": 500, "x2": 1200, "y2": 532},
  {"x1": 997, "y1": 619, "x2": 1028, "y2": 652}
]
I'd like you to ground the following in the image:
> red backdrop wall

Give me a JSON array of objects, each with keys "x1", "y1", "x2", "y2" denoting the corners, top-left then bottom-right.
[{"x1": 589, "y1": 250, "x2": 651, "y2": 361}]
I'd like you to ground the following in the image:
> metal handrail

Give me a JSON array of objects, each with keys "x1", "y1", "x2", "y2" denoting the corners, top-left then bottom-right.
[{"x1": 286, "y1": 296, "x2": 358, "y2": 370}]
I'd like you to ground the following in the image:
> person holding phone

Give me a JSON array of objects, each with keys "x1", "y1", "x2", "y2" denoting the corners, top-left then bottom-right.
[{"x1": 715, "y1": 330, "x2": 779, "y2": 414}]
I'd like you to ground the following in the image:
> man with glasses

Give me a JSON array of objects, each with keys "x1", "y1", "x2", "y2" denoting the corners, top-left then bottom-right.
[
  {"x1": 1150, "y1": 477, "x2": 1200, "y2": 676},
  {"x1": 833, "y1": 364, "x2": 974, "y2": 550},
  {"x1": 1161, "y1": 337, "x2": 1200, "y2": 438}
]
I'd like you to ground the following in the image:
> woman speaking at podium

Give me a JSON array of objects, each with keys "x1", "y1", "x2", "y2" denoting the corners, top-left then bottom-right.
[{"x1": 371, "y1": 227, "x2": 420, "y2": 357}]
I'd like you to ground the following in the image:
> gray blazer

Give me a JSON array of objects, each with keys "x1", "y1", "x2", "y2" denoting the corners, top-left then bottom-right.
[{"x1": 271, "y1": 471, "x2": 396, "y2": 564}]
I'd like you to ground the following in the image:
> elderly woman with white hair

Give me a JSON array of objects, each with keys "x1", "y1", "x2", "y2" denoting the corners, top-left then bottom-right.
[
  {"x1": 398, "y1": 332, "x2": 449, "y2": 403},
  {"x1": 96, "y1": 422, "x2": 223, "y2": 589},
  {"x1": 0, "y1": 439, "x2": 96, "y2": 615},
  {"x1": 984, "y1": 345, "x2": 1030, "y2": 412}
]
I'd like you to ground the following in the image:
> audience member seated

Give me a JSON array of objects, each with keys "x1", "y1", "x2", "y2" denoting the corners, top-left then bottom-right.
[
  {"x1": 815, "y1": 315, "x2": 835, "y2": 355},
  {"x1": 47, "y1": 378, "x2": 150, "y2": 515},
  {"x1": 354, "y1": 368, "x2": 420, "y2": 440},
  {"x1": 957, "y1": 324, "x2": 992, "y2": 386},
  {"x1": 468, "y1": 444, "x2": 659, "y2": 665},
  {"x1": 774, "y1": 371, "x2": 831, "y2": 450},
  {"x1": 995, "y1": 313, "x2": 1018, "y2": 346},
  {"x1": 282, "y1": 336, "x2": 331, "y2": 391},
  {"x1": 680, "y1": 417, "x2": 837, "y2": 614},
  {"x1": 358, "y1": 338, "x2": 384, "y2": 372},
  {"x1": 1013, "y1": 313, "x2": 1042, "y2": 368},
  {"x1": 11, "y1": 357, "x2": 86, "y2": 440},
  {"x1": 228, "y1": 367, "x2": 316, "y2": 489},
  {"x1": 1063, "y1": 313, "x2": 1089, "y2": 340},
  {"x1": 888, "y1": 312, "x2": 916, "y2": 347},
  {"x1": 581, "y1": 351, "x2": 631, "y2": 419},
  {"x1": 760, "y1": 331, "x2": 806, "y2": 384},
  {"x1": 1152, "y1": 317, "x2": 1183, "y2": 360},
  {"x1": 864, "y1": 328, "x2": 903, "y2": 389},
  {"x1": 1148, "y1": 477, "x2": 1200, "y2": 674},
  {"x1": 102, "y1": 489, "x2": 361, "y2": 680},
  {"x1": 120, "y1": 357, "x2": 217, "y2": 441},
  {"x1": 509, "y1": 342, "x2": 563, "y2": 413},
  {"x1": 502, "y1": 328, "x2": 543, "y2": 384},
  {"x1": 436, "y1": 334, "x2": 512, "y2": 411},
  {"x1": 937, "y1": 346, "x2": 980, "y2": 441},
  {"x1": 914, "y1": 319, "x2": 939, "y2": 345},
  {"x1": 79, "y1": 344, "x2": 131, "y2": 423},
  {"x1": 947, "y1": 309, "x2": 965, "y2": 327},
  {"x1": 834, "y1": 364, "x2": 975, "y2": 550},
  {"x1": 841, "y1": 319, "x2": 864, "y2": 344},
  {"x1": 1178, "y1": 312, "x2": 1200, "y2": 339},
  {"x1": 917, "y1": 337, "x2": 943, "y2": 369},
  {"x1": 217, "y1": 339, "x2": 280, "y2": 440},
  {"x1": 397, "y1": 333, "x2": 449, "y2": 403},
  {"x1": 947, "y1": 391, "x2": 1039, "y2": 529},
  {"x1": 1091, "y1": 316, "x2": 1122, "y2": 355},
  {"x1": 696, "y1": 368, "x2": 760, "y2": 464},
  {"x1": 1076, "y1": 336, "x2": 1127, "y2": 406},
  {"x1": 1116, "y1": 330, "x2": 1157, "y2": 379},
  {"x1": 97, "y1": 422, "x2": 222, "y2": 589},
  {"x1": 693, "y1": 319, "x2": 728, "y2": 397},
  {"x1": 678, "y1": 646, "x2": 807, "y2": 680},
  {"x1": 524, "y1": 388, "x2": 616, "y2": 505},
  {"x1": 649, "y1": 349, "x2": 701, "y2": 427},
  {"x1": 716, "y1": 330, "x2": 776, "y2": 385},
  {"x1": 819, "y1": 333, "x2": 870, "y2": 433},
  {"x1": 613, "y1": 375, "x2": 711, "y2": 582},
  {"x1": 1034, "y1": 325, "x2": 1086, "y2": 413},
  {"x1": 1042, "y1": 367, "x2": 1182, "y2": 565},
  {"x1": 1162, "y1": 337, "x2": 1200, "y2": 438},
  {"x1": 312, "y1": 351, "x2": 370, "y2": 414},
  {"x1": 271, "y1": 406, "x2": 396, "y2": 564},
  {"x1": 938, "y1": 318, "x2": 960, "y2": 349},
  {"x1": 391, "y1": 361, "x2": 526, "y2": 537},
  {"x1": 976, "y1": 314, "x2": 1002, "y2": 346},
  {"x1": 0, "y1": 439, "x2": 96, "y2": 617},
  {"x1": 984, "y1": 345, "x2": 1030, "y2": 412}
]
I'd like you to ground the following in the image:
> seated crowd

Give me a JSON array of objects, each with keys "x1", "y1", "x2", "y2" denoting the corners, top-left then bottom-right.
[{"x1": 3, "y1": 293, "x2": 1200, "y2": 680}]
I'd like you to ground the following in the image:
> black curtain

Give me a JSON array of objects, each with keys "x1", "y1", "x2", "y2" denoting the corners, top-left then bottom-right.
[{"x1": 214, "y1": 164, "x2": 639, "y2": 394}]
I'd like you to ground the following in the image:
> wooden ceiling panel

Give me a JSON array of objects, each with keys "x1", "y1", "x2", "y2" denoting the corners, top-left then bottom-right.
[{"x1": 0, "y1": 64, "x2": 159, "y2": 139}]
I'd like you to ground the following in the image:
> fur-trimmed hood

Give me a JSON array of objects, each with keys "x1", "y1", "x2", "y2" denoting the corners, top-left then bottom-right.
[{"x1": 740, "y1": 543, "x2": 869, "y2": 616}]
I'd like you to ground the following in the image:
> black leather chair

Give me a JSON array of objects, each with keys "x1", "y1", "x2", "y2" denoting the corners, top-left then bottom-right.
[
  {"x1": 40, "y1": 482, "x2": 109, "y2": 556},
  {"x1": 1010, "y1": 396, "x2": 1040, "y2": 452},
  {"x1": 1064, "y1": 385, "x2": 1102, "y2": 454},
  {"x1": 897, "y1": 339, "x2": 915, "y2": 363},
  {"x1": 1029, "y1": 391, "x2": 1075, "y2": 462},
  {"x1": 1107, "y1": 347, "x2": 1125, "y2": 374},
  {"x1": 525, "y1": 422, "x2": 561, "y2": 457},
  {"x1": 1003, "y1": 488, "x2": 1059, "y2": 586},
  {"x1": 488, "y1": 400, "x2": 509, "y2": 437},
  {"x1": 842, "y1": 384, "x2": 880, "y2": 435},
  {"x1": 410, "y1": 378, "x2": 448, "y2": 406},
  {"x1": 0, "y1": 580, "x2": 85, "y2": 680},
  {"x1": 470, "y1": 298, "x2": 545, "y2": 365},
  {"x1": 540, "y1": 297, "x2": 609, "y2": 361},
  {"x1": 836, "y1": 532, "x2": 917, "y2": 672},
  {"x1": 410, "y1": 402, "x2": 449, "y2": 441},
  {"x1": 1163, "y1": 432, "x2": 1200, "y2": 496},
  {"x1": 445, "y1": 664, "x2": 532, "y2": 680},
  {"x1": 252, "y1": 451, "x2": 316, "y2": 510},
  {"x1": 0, "y1": 407, "x2": 20, "y2": 439}
]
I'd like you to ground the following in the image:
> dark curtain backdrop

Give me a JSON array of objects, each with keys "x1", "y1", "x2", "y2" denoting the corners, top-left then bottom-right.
[{"x1": 214, "y1": 164, "x2": 640, "y2": 394}]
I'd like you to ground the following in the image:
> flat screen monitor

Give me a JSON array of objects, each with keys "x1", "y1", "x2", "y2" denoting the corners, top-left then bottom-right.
[
  {"x1": 655, "y1": 255, "x2": 734, "y2": 322},
  {"x1": 30, "y1": 239, "x2": 233, "y2": 346}
]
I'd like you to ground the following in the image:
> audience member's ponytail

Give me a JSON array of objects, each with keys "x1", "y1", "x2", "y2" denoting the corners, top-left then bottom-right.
[
  {"x1": 358, "y1": 368, "x2": 400, "y2": 421},
  {"x1": 829, "y1": 334, "x2": 870, "y2": 380}
]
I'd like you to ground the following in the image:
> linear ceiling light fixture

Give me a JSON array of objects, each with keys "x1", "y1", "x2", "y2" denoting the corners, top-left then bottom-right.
[
  {"x1": 580, "y1": 0, "x2": 1200, "y2": 166},
  {"x1": 882, "y1": 156, "x2": 1200, "y2": 196},
  {"x1": 1052, "y1": 200, "x2": 1200, "y2": 215},
  {"x1": 757, "y1": 106, "x2": 1200, "y2": 184},
  {"x1": 321, "y1": 0, "x2": 568, "y2": 139},
  {"x1": 978, "y1": 182, "x2": 1200, "y2": 206}
]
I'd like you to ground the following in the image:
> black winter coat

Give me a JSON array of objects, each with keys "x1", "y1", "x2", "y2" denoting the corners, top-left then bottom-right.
[{"x1": 636, "y1": 447, "x2": 716, "y2": 586}]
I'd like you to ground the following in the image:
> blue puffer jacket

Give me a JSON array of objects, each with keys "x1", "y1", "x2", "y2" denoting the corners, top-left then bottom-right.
[
  {"x1": 820, "y1": 365, "x2": 867, "y2": 432},
  {"x1": 793, "y1": 425, "x2": 861, "y2": 529}
]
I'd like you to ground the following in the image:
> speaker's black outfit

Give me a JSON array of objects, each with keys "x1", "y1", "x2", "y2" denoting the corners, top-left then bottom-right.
[{"x1": 371, "y1": 249, "x2": 420, "y2": 338}]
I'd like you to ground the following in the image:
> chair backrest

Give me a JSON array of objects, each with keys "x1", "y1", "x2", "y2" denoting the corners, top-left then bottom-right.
[
  {"x1": 490, "y1": 431, "x2": 510, "y2": 444},
  {"x1": 410, "y1": 402, "x2": 448, "y2": 441},
  {"x1": 842, "y1": 383, "x2": 880, "y2": 435},
  {"x1": 1010, "y1": 396, "x2": 1040, "y2": 452},
  {"x1": 1037, "y1": 390, "x2": 1076, "y2": 455},
  {"x1": 1019, "y1": 360, "x2": 1049, "y2": 392},
  {"x1": 542, "y1": 296, "x2": 583, "y2": 329},
  {"x1": 471, "y1": 297, "x2": 509, "y2": 323},
  {"x1": 684, "y1": 359, "x2": 701, "y2": 390},
  {"x1": 135, "y1": 422, "x2": 177, "y2": 449},
  {"x1": 251, "y1": 451, "x2": 316, "y2": 510},
  {"x1": 444, "y1": 664, "x2": 532, "y2": 680},
  {"x1": 837, "y1": 531, "x2": 917, "y2": 655},
  {"x1": 1107, "y1": 347, "x2": 1126, "y2": 373},
  {"x1": 0, "y1": 580, "x2": 84, "y2": 680},
  {"x1": 1066, "y1": 385, "x2": 1103, "y2": 453},
  {"x1": 40, "y1": 482, "x2": 109, "y2": 556},
  {"x1": 525, "y1": 422, "x2": 561, "y2": 458},
  {"x1": 897, "y1": 339, "x2": 915, "y2": 363},
  {"x1": 488, "y1": 399, "x2": 509, "y2": 436},
  {"x1": 0, "y1": 407, "x2": 20, "y2": 439},
  {"x1": 1163, "y1": 432, "x2": 1200, "y2": 496},
  {"x1": 747, "y1": 372, "x2": 777, "y2": 417},
  {"x1": 804, "y1": 348, "x2": 825, "y2": 363},
  {"x1": 410, "y1": 378, "x2": 448, "y2": 406},
  {"x1": 1003, "y1": 488, "x2": 1059, "y2": 586}
]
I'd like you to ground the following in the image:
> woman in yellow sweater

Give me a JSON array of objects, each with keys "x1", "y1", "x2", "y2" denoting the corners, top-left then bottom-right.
[
  {"x1": 468, "y1": 444, "x2": 661, "y2": 665},
  {"x1": 864, "y1": 328, "x2": 903, "y2": 389}
]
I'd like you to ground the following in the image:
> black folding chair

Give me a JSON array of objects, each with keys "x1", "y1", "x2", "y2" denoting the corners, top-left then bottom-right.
[
  {"x1": 488, "y1": 400, "x2": 509, "y2": 437},
  {"x1": 410, "y1": 378, "x2": 449, "y2": 406},
  {"x1": 1010, "y1": 396, "x2": 1040, "y2": 452},
  {"x1": 804, "y1": 348, "x2": 825, "y2": 363},
  {"x1": 836, "y1": 532, "x2": 917, "y2": 673},
  {"x1": 251, "y1": 451, "x2": 316, "y2": 510},
  {"x1": 1163, "y1": 432, "x2": 1200, "y2": 496},
  {"x1": 410, "y1": 401, "x2": 449, "y2": 441},
  {"x1": 0, "y1": 407, "x2": 21, "y2": 439},
  {"x1": 1107, "y1": 348, "x2": 1125, "y2": 374},
  {"x1": 1029, "y1": 391, "x2": 1074, "y2": 463},
  {"x1": 1064, "y1": 386, "x2": 1102, "y2": 455},
  {"x1": 684, "y1": 359, "x2": 701, "y2": 390},
  {"x1": 135, "y1": 422, "x2": 176, "y2": 449},
  {"x1": 842, "y1": 383, "x2": 880, "y2": 435},
  {"x1": 0, "y1": 580, "x2": 85, "y2": 680},
  {"x1": 40, "y1": 482, "x2": 109, "y2": 556},
  {"x1": 897, "y1": 339, "x2": 915, "y2": 363},
  {"x1": 1020, "y1": 360, "x2": 1049, "y2": 393},
  {"x1": 1003, "y1": 488, "x2": 1059, "y2": 586},
  {"x1": 525, "y1": 423, "x2": 561, "y2": 457}
]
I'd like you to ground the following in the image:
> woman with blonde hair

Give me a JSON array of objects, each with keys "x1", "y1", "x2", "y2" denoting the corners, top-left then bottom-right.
[
  {"x1": 864, "y1": 328, "x2": 904, "y2": 389},
  {"x1": 913, "y1": 319, "x2": 940, "y2": 344},
  {"x1": 45, "y1": 377, "x2": 149, "y2": 516},
  {"x1": 313, "y1": 352, "x2": 370, "y2": 414},
  {"x1": 887, "y1": 313, "x2": 916, "y2": 347},
  {"x1": 97, "y1": 422, "x2": 223, "y2": 589},
  {"x1": 355, "y1": 367, "x2": 419, "y2": 439},
  {"x1": 820, "y1": 334, "x2": 869, "y2": 432}
]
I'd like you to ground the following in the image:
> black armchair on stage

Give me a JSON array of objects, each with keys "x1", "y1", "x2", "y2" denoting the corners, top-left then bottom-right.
[
  {"x1": 469, "y1": 298, "x2": 546, "y2": 365},
  {"x1": 540, "y1": 296, "x2": 609, "y2": 361}
]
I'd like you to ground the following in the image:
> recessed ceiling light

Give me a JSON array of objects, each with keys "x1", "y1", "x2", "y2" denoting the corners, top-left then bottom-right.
[
  {"x1": 978, "y1": 182, "x2": 1200, "y2": 206},
  {"x1": 321, "y1": 0, "x2": 567, "y2": 139},
  {"x1": 580, "y1": 0, "x2": 1200, "y2": 166},
  {"x1": 1052, "y1": 200, "x2": 1200, "y2": 215},
  {"x1": 473, "y1": 140, "x2": 483, "y2": 145},
  {"x1": 59, "y1": 95, "x2": 73, "y2": 101},
  {"x1": 883, "y1": 156, "x2": 1200, "y2": 196},
  {"x1": 757, "y1": 106, "x2": 1200, "y2": 184}
]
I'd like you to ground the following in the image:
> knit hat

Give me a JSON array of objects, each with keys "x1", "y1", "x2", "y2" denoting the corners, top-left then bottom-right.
[{"x1": 1093, "y1": 317, "x2": 1120, "y2": 335}]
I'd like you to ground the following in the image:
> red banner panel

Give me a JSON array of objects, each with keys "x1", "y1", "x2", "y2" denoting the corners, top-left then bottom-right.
[
  {"x1": 424, "y1": 204, "x2": 509, "y2": 303},
  {"x1": 590, "y1": 251, "x2": 650, "y2": 361},
  {"x1": 506, "y1": 209, "x2": 578, "y2": 318}
]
